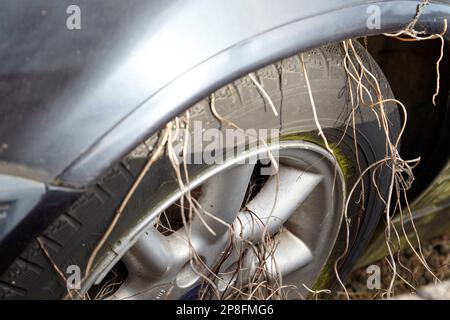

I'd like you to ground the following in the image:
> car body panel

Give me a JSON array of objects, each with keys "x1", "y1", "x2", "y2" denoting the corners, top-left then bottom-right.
[
  {"x1": 0, "y1": 0, "x2": 447, "y2": 186},
  {"x1": 0, "y1": 0, "x2": 450, "y2": 273}
]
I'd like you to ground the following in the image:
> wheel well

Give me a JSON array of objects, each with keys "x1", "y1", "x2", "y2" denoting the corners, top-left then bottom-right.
[{"x1": 366, "y1": 35, "x2": 450, "y2": 200}]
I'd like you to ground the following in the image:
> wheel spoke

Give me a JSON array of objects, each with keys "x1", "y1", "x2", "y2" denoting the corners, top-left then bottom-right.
[
  {"x1": 191, "y1": 164, "x2": 255, "y2": 242},
  {"x1": 121, "y1": 229, "x2": 172, "y2": 280},
  {"x1": 110, "y1": 229, "x2": 178, "y2": 300},
  {"x1": 235, "y1": 165, "x2": 322, "y2": 241},
  {"x1": 266, "y1": 228, "x2": 313, "y2": 276},
  {"x1": 217, "y1": 228, "x2": 313, "y2": 292}
]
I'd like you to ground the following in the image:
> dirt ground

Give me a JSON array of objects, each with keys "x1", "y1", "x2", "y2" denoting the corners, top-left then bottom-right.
[{"x1": 337, "y1": 231, "x2": 450, "y2": 299}]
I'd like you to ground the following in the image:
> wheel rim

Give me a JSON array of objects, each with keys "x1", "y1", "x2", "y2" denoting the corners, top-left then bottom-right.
[{"x1": 84, "y1": 140, "x2": 346, "y2": 300}]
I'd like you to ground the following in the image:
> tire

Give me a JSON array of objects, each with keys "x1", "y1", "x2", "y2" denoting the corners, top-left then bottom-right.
[{"x1": 0, "y1": 42, "x2": 400, "y2": 299}]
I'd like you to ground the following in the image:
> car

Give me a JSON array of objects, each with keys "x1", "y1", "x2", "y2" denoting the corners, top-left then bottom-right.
[{"x1": 0, "y1": 0, "x2": 449, "y2": 300}]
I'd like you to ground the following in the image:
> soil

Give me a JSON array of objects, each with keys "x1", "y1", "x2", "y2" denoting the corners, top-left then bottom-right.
[{"x1": 337, "y1": 231, "x2": 450, "y2": 299}]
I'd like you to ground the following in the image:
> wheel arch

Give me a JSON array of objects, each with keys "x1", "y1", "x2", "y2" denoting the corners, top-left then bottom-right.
[{"x1": 58, "y1": 0, "x2": 450, "y2": 187}]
